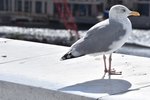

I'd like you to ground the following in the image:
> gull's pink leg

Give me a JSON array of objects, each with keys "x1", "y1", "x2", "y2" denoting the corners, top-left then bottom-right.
[
  {"x1": 109, "y1": 54, "x2": 113, "y2": 74},
  {"x1": 103, "y1": 55, "x2": 107, "y2": 73},
  {"x1": 108, "y1": 54, "x2": 122, "y2": 75}
]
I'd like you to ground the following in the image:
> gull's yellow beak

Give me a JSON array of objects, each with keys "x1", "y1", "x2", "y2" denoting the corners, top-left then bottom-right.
[{"x1": 129, "y1": 11, "x2": 140, "y2": 16}]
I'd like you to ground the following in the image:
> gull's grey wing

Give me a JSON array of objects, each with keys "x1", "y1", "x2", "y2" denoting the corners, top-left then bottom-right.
[{"x1": 70, "y1": 19, "x2": 126, "y2": 56}]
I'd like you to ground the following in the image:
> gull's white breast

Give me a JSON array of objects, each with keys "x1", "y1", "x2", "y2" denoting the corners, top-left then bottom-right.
[{"x1": 107, "y1": 18, "x2": 132, "y2": 54}]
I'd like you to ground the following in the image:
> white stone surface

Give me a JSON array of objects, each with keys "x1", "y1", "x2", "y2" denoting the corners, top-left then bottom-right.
[{"x1": 0, "y1": 38, "x2": 150, "y2": 100}]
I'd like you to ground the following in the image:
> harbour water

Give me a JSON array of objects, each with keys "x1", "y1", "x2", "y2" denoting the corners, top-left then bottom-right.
[{"x1": 0, "y1": 26, "x2": 150, "y2": 57}]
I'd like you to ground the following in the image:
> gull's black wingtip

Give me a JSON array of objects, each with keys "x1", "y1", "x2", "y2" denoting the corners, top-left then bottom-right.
[{"x1": 60, "y1": 52, "x2": 75, "y2": 61}]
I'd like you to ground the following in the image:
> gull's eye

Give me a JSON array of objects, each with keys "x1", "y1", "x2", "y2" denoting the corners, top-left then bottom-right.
[{"x1": 122, "y1": 9, "x2": 126, "y2": 12}]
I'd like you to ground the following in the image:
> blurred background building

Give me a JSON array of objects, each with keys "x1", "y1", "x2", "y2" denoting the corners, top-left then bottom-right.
[{"x1": 0, "y1": 0, "x2": 150, "y2": 28}]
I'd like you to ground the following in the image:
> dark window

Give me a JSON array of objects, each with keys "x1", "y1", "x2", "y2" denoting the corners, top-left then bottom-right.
[
  {"x1": 53, "y1": 3, "x2": 63, "y2": 17},
  {"x1": 139, "y1": 0, "x2": 149, "y2": 1},
  {"x1": 15, "y1": 0, "x2": 17, "y2": 11},
  {"x1": 0, "y1": 0, "x2": 12, "y2": 11},
  {"x1": 29, "y1": 1, "x2": 32, "y2": 12},
  {"x1": 8, "y1": 0, "x2": 12, "y2": 11},
  {"x1": 79, "y1": 4, "x2": 86, "y2": 16},
  {"x1": 73, "y1": 4, "x2": 79, "y2": 16},
  {"x1": 24, "y1": 0, "x2": 32, "y2": 13},
  {"x1": 88, "y1": 4, "x2": 91, "y2": 16},
  {"x1": 44, "y1": 2, "x2": 47, "y2": 14},
  {"x1": 35, "y1": 1, "x2": 42, "y2": 14},
  {"x1": 18, "y1": 0, "x2": 22, "y2": 12},
  {"x1": 72, "y1": 4, "x2": 89, "y2": 16},
  {"x1": 5, "y1": 0, "x2": 9, "y2": 11},
  {"x1": 15, "y1": 0, "x2": 22, "y2": 12},
  {"x1": 137, "y1": 3, "x2": 149, "y2": 16},
  {"x1": 97, "y1": 4, "x2": 103, "y2": 12},
  {"x1": 0, "y1": 0, "x2": 4, "y2": 11}
]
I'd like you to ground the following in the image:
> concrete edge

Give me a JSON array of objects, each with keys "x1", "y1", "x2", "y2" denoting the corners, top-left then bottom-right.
[{"x1": 0, "y1": 80, "x2": 96, "y2": 100}]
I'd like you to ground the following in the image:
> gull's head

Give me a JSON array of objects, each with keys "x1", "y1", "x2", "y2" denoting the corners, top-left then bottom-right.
[{"x1": 109, "y1": 5, "x2": 140, "y2": 20}]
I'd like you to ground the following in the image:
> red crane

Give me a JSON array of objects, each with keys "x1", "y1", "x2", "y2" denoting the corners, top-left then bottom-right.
[{"x1": 52, "y1": 0, "x2": 79, "y2": 40}]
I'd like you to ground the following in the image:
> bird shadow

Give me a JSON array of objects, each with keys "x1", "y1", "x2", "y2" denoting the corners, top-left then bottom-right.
[{"x1": 59, "y1": 79, "x2": 132, "y2": 95}]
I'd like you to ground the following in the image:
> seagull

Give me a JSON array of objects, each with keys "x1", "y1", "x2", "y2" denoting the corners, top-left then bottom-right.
[{"x1": 61, "y1": 5, "x2": 140, "y2": 75}]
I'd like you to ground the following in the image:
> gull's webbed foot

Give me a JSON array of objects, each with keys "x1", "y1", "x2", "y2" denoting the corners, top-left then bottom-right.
[
  {"x1": 108, "y1": 68, "x2": 122, "y2": 75},
  {"x1": 105, "y1": 68, "x2": 122, "y2": 75}
]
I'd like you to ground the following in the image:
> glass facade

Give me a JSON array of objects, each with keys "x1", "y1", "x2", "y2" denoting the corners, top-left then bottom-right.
[
  {"x1": 0, "y1": 0, "x2": 4, "y2": 11},
  {"x1": 138, "y1": 3, "x2": 149, "y2": 16},
  {"x1": 137, "y1": 0, "x2": 150, "y2": 16},
  {"x1": 15, "y1": 0, "x2": 22, "y2": 12},
  {"x1": 44, "y1": 2, "x2": 47, "y2": 14},
  {"x1": 87, "y1": 5, "x2": 91, "y2": 16},
  {"x1": 5, "y1": 0, "x2": 9, "y2": 11},
  {"x1": 8, "y1": 0, "x2": 12, "y2": 11},
  {"x1": 0, "y1": 0, "x2": 12, "y2": 11},
  {"x1": 72, "y1": 4, "x2": 87, "y2": 16},
  {"x1": 24, "y1": 0, "x2": 32, "y2": 13},
  {"x1": 54, "y1": 3, "x2": 103, "y2": 17},
  {"x1": 53, "y1": 3, "x2": 63, "y2": 17},
  {"x1": 35, "y1": 1, "x2": 42, "y2": 14}
]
